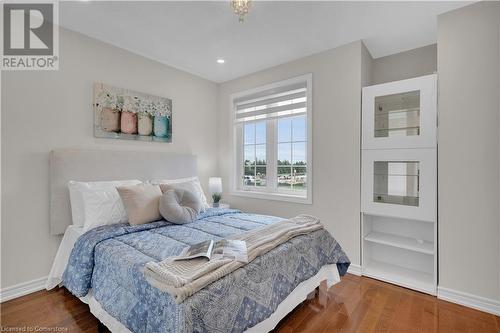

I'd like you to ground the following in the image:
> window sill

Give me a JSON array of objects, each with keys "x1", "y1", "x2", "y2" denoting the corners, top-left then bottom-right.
[{"x1": 230, "y1": 190, "x2": 312, "y2": 205}]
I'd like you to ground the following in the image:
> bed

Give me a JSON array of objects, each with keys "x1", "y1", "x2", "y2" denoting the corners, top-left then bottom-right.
[{"x1": 46, "y1": 149, "x2": 350, "y2": 333}]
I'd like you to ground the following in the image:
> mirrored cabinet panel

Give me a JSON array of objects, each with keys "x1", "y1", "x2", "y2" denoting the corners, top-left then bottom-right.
[
  {"x1": 373, "y1": 161, "x2": 419, "y2": 207},
  {"x1": 374, "y1": 90, "x2": 420, "y2": 138}
]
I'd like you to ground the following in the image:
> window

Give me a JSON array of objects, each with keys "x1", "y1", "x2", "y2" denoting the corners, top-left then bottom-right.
[{"x1": 231, "y1": 74, "x2": 312, "y2": 203}]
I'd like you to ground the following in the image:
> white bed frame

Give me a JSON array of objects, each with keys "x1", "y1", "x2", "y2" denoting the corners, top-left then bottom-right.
[
  {"x1": 82, "y1": 265, "x2": 339, "y2": 333},
  {"x1": 48, "y1": 149, "x2": 341, "y2": 332}
]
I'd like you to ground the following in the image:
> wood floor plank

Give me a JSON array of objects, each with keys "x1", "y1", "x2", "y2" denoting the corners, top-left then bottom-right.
[
  {"x1": 1, "y1": 274, "x2": 498, "y2": 333},
  {"x1": 373, "y1": 289, "x2": 400, "y2": 333}
]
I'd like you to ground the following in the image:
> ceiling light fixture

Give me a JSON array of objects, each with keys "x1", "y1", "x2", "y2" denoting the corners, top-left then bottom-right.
[
  {"x1": 230, "y1": 0, "x2": 251, "y2": 23},
  {"x1": 217, "y1": 59, "x2": 225, "y2": 64}
]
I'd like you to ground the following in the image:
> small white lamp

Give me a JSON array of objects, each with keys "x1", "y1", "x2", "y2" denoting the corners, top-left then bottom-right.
[{"x1": 208, "y1": 177, "x2": 223, "y2": 207}]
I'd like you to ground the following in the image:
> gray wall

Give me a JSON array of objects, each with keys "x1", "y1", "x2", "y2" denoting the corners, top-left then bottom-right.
[
  {"x1": 218, "y1": 41, "x2": 364, "y2": 266},
  {"x1": 361, "y1": 43, "x2": 374, "y2": 88},
  {"x1": 437, "y1": 1, "x2": 500, "y2": 301},
  {"x1": 1, "y1": 28, "x2": 219, "y2": 288},
  {"x1": 372, "y1": 44, "x2": 437, "y2": 85}
]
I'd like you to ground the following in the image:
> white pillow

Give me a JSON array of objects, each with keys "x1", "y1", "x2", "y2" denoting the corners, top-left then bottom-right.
[
  {"x1": 151, "y1": 177, "x2": 210, "y2": 211},
  {"x1": 68, "y1": 180, "x2": 142, "y2": 230}
]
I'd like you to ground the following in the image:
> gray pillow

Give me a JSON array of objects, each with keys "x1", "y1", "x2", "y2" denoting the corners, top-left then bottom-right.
[{"x1": 159, "y1": 188, "x2": 201, "y2": 224}]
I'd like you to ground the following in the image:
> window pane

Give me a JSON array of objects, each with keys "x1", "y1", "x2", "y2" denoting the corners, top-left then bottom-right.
[
  {"x1": 292, "y1": 115, "x2": 306, "y2": 142},
  {"x1": 278, "y1": 143, "x2": 291, "y2": 165},
  {"x1": 255, "y1": 144, "x2": 266, "y2": 165},
  {"x1": 292, "y1": 166, "x2": 307, "y2": 176},
  {"x1": 256, "y1": 166, "x2": 267, "y2": 187},
  {"x1": 277, "y1": 164, "x2": 291, "y2": 175},
  {"x1": 244, "y1": 145, "x2": 255, "y2": 166},
  {"x1": 278, "y1": 118, "x2": 292, "y2": 143},
  {"x1": 292, "y1": 167, "x2": 307, "y2": 190},
  {"x1": 243, "y1": 167, "x2": 256, "y2": 186},
  {"x1": 277, "y1": 170, "x2": 292, "y2": 189},
  {"x1": 255, "y1": 121, "x2": 266, "y2": 144},
  {"x1": 244, "y1": 123, "x2": 255, "y2": 144},
  {"x1": 292, "y1": 142, "x2": 306, "y2": 165}
]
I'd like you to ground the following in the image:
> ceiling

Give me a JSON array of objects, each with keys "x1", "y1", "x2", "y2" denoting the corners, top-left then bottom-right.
[{"x1": 59, "y1": 1, "x2": 470, "y2": 83}]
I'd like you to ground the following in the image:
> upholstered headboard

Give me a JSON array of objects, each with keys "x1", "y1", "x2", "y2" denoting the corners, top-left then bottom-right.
[{"x1": 49, "y1": 149, "x2": 197, "y2": 235}]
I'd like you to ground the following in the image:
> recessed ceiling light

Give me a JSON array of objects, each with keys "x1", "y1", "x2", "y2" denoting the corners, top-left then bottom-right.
[{"x1": 217, "y1": 59, "x2": 225, "y2": 64}]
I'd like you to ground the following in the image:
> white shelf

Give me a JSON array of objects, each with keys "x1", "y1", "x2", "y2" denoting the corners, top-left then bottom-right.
[
  {"x1": 374, "y1": 107, "x2": 420, "y2": 117},
  {"x1": 363, "y1": 260, "x2": 435, "y2": 295},
  {"x1": 364, "y1": 232, "x2": 434, "y2": 255},
  {"x1": 362, "y1": 212, "x2": 436, "y2": 223}
]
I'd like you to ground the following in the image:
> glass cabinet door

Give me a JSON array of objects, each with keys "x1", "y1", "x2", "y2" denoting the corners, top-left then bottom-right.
[
  {"x1": 363, "y1": 74, "x2": 436, "y2": 149},
  {"x1": 373, "y1": 161, "x2": 419, "y2": 206},
  {"x1": 374, "y1": 90, "x2": 420, "y2": 138},
  {"x1": 362, "y1": 149, "x2": 436, "y2": 222}
]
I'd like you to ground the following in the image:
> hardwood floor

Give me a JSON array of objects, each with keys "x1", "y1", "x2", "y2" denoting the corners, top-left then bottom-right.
[{"x1": 1, "y1": 274, "x2": 499, "y2": 332}]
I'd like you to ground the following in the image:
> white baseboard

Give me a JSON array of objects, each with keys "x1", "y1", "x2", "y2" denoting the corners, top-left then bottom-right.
[
  {"x1": 3, "y1": 274, "x2": 499, "y2": 319},
  {"x1": 0, "y1": 276, "x2": 47, "y2": 303},
  {"x1": 347, "y1": 264, "x2": 362, "y2": 276},
  {"x1": 438, "y1": 286, "x2": 500, "y2": 316}
]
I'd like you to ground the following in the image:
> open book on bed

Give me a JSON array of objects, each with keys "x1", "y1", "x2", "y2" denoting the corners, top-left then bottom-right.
[{"x1": 174, "y1": 240, "x2": 248, "y2": 263}]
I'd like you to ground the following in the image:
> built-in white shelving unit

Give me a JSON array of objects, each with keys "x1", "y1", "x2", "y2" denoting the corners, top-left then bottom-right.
[
  {"x1": 361, "y1": 74, "x2": 437, "y2": 295},
  {"x1": 364, "y1": 231, "x2": 434, "y2": 255}
]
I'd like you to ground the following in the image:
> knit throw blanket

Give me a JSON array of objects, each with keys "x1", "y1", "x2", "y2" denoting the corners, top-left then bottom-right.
[{"x1": 144, "y1": 214, "x2": 324, "y2": 303}]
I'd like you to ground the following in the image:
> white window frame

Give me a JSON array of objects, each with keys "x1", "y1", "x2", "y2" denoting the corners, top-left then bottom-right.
[{"x1": 229, "y1": 73, "x2": 313, "y2": 204}]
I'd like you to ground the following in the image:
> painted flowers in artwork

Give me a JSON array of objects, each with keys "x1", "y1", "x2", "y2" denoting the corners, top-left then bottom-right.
[{"x1": 93, "y1": 83, "x2": 173, "y2": 142}]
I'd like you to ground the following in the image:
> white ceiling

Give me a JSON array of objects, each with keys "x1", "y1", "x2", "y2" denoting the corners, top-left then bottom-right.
[{"x1": 59, "y1": 1, "x2": 470, "y2": 83}]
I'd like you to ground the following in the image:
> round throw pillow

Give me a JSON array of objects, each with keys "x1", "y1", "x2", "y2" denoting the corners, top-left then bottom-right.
[{"x1": 159, "y1": 188, "x2": 202, "y2": 224}]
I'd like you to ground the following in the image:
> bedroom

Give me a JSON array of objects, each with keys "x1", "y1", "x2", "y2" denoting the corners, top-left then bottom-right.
[{"x1": 1, "y1": 0, "x2": 499, "y2": 332}]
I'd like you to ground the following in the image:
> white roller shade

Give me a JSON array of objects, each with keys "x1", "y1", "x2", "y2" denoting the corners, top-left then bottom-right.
[{"x1": 234, "y1": 82, "x2": 308, "y2": 123}]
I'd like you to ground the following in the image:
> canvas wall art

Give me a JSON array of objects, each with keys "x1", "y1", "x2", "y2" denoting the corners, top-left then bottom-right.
[{"x1": 93, "y1": 82, "x2": 172, "y2": 142}]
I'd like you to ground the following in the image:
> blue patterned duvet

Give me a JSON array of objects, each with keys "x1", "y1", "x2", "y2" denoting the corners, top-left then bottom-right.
[{"x1": 63, "y1": 209, "x2": 350, "y2": 333}]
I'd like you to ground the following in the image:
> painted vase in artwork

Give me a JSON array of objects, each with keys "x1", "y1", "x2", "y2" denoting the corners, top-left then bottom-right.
[
  {"x1": 121, "y1": 111, "x2": 138, "y2": 134},
  {"x1": 101, "y1": 107, "x2": 121, "y2": 132},
  {"x1": 153, "y1": 116, "x2": 169, "y2": 138},
  {"x1": 138, "y1": 113, "x2": 153, "y2": 136}
]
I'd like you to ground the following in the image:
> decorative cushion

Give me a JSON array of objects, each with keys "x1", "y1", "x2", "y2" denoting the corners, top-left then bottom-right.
[
  {"x1": 152, "y1": 177, "x2": 210, "y2": 211},
  {"x1": 68, "y1": 179, "x2": 142, "y2": 230},
  {"x1": 159, "y1": 188, "x2": 202, "y2": 224},
  {"x1": 116, "y1": 184, "x2": 162, "y2": 225}
]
